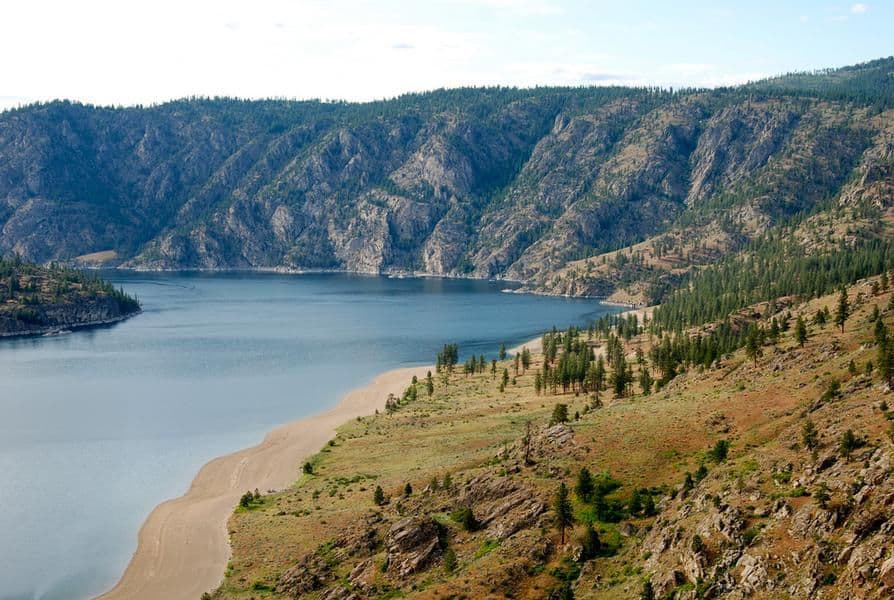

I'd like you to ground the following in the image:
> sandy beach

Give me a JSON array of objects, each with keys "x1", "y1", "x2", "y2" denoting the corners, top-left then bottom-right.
[{"x1": 97, "y1": 364, "x2": 431, "y2": 600}]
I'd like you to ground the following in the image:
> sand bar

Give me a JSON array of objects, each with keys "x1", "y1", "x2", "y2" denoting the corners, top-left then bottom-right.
[{"x1": 97, "y1": 364, "x2": 431, "y2": 600}]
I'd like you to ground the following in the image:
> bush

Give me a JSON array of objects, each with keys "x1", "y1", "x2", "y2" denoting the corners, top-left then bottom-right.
[
  {"x1": 443, "y1": 547, "x2": 457, "y2": 572},
  {"x1": 708, "y1": 439, "x2": 730, "y2": 462},
  {"x1": 451, "y1": 506, "x2": 479, "y2": 531}
]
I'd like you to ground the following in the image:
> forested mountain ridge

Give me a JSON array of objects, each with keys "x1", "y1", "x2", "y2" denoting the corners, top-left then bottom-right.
[{"x1": 1, "y1": 58, "x2": 892, "y2": 296}]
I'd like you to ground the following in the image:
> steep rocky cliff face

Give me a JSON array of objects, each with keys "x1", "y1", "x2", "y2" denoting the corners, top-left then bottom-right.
[{"x1": 1, "y1": 59, "x2": 892, "y2": 295}]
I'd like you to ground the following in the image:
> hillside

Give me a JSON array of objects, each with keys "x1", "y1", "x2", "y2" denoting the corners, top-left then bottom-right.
[
  {"x1": 0, "y1": 257, "x2": 140, "y2": 336},
  {"x1": 208, "y1": 274, "x2": 894, "y2": 600},
  {"x1": 1, "y1": 58, "x2": 892, "y2": 300}
]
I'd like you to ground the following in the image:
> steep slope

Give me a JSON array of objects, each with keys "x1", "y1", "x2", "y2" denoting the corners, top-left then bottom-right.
[
  {"x1": 0, "y1": 59, "x2": 891, "y2": 291},
  {"x1": 209, "y1": 274, "x2": 894, "y2": 600}
]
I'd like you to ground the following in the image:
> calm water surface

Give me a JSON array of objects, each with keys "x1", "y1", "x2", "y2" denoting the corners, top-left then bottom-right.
[{"x1": 0, "y1": 272, "x2": 617, "y2": 600}]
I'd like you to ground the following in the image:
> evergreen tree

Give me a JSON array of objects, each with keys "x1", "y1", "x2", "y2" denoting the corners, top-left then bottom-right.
[
  {"x1": 709, "y1": 439, "x2": 730, "y2": 462},
  {"x1": 839, "y1": 429, "x2": 859, "y2": 460},
  {"x1": 639, "y1": 367, "x2": 653, "y2": 395},
  {"x1": 795, "y1": 315, "x2": 808, "y2": 347},
  {"x1": 521, "y1": 347, "x2": 531, "y2": 372},
  {"x1": 642, "y1": 492, "x2": 657, "y2": 516},
  {"x1": 550, "y1": 403, "x2": 570, "y2": 425},
  {"x1": 373, "y1": 485, "x2": 386, "y2": 506},
  {"x1": 575, "y1": 467, "x2": 595, "y2": 502},
  {"x1": 835, "y1": 288, "x2": 850, "y2": 333},
  {"x1": 745, "y1": 328, "x2": 763, "y2": 364},
  {"x1": 580, "y1": 523, "x2": 601, "y2": 560},
  {"x1": 553, "y1": 482, "x2": 574, "y2": 545},
  {"x1": 802, "y1": 419, "x2": 819, "y2": 451},
  {"x1": 499, "y1": 343, "x2": 507, "y2": 360}
]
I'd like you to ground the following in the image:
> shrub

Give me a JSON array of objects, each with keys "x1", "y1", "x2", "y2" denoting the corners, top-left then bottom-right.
[
  {"x1": 451, "y1": 506, "x2": 480, "y2": 531},
  {"x1": 443, "y1": 547, "x2": 457, "y2": 572}
]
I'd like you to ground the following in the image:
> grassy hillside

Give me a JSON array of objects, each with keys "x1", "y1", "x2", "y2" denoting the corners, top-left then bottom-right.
[{"x1": 208, "y1": 272, "x2": 894, "y2": 599}]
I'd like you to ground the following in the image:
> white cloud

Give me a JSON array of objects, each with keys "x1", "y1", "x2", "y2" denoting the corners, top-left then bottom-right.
[{"x1": 851, "y1": 3, "x2": 868, "y2": 14}]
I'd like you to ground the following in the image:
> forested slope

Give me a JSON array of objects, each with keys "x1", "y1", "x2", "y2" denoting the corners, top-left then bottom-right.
[{"x1": 0, "y1": 58, "x2": 892, "y2": 298}]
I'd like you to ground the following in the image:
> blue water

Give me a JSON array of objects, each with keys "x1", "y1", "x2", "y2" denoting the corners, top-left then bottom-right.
[{"x1": 0, "y1": 271, "x2": 617, "y2": 599}]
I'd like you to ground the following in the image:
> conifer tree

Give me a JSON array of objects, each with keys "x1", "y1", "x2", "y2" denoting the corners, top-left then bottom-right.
[
  {"x1": 835, "y1": 288, "x2": 850, "y2": 333},
  {"x1": 801, "y1": 419, "x2": 819, "y2": 450},
  {"x1": 373, "y1": 485, "x2": 386, "y2": 506},
  {"x1": 580, "y1": 523, "x2": 601, "y2": 560},
  {"x1": 575, "y1": 467, "x2": 594, "y2": 502},
  {"x1": 553, "y1": 482, "x2": 574, "y2": 545},
  {"x1": 795, "y1": 315, "x2": 808, "y2": 347},
  {"x1": 550, "y1": 403, "x2": 569, "y2": 425}
]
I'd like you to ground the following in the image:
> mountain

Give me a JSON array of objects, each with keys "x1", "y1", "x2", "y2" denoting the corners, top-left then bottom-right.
[{"x1": 1, "y1": 58, "x2": 892, "y2": 298}]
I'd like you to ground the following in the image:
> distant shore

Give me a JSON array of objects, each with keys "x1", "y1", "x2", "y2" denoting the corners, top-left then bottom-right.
[{"x1": 95, "y1": 364, "x2": 431, "y2": 600}]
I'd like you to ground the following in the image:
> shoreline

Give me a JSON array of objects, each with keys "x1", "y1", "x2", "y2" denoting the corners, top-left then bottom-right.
[
  {"x1": 0, "y1": 308, "x2": 142, "y2": 339},
  {"x1": 89, "y1": 265, "x2": 631, "y2": 304},
  {"x1": 95, "y1": 364, "x2": 432, "y2": 600}
]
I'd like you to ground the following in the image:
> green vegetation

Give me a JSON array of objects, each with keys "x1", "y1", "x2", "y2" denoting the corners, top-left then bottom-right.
[{"x1": 0, "y1": 256, "x2": 140, "y2": 335}]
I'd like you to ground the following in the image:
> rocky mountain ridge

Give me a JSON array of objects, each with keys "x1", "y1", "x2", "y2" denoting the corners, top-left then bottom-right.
[{"x1": 1, "y1": 58, "x2": 892, "y2": 299}]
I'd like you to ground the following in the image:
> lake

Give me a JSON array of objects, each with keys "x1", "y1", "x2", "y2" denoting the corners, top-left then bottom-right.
[{"x1": 0, "y1": 271, "x2": 618, "y2": 600}]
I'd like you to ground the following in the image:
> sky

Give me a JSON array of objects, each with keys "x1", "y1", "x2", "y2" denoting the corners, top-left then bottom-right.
[{"x1": 1, "y1": 0, "x2": 891, "y2": 110}]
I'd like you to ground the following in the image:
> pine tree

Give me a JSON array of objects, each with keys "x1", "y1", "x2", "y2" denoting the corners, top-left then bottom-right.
[
  {"x1": 839, "y1": 429, "x2": 859, "y2": 460},
  {"x1": 639, "y1": 367, "x2": 653, "y2": 395},
  {"x1": 745, "y1": 328, "x2": 763, "y2": 364},
  {"x1": 795, "y1": 315, "x2": 808, "y2": 347},
  {"x1": 801, "y1": 419, "x2": 819, "y2": 450},
  {"x1": 550, "y1": 403, "x2": 569, "y2": 425},
  {"x1": 553, "y1": 482, "x2": 574, "y2": 545},
  {"x1": 835, "y1": 288, "x2": 850, "y2": 333},
  {"x1": 373, "y1": 485, "x2": 386, "y2": 506},
  {"x1": 642, "y1": 492, "x2": 657, "y2": 516},
  {"x1": 580, "y1": 523, "x2": 601, "y2": 560},
  {"x1": 575, "y1": 467, "x2": 594, "y2": 502},
  {"x1": 521, "y1": 347, "x2": 531, "y2": 372},
  {"x1": 499, "y1": 343, "x2": 507, "y2": 360},
  {"x1": 522, "y1": 420, "x2": 534, "y2": 465}
]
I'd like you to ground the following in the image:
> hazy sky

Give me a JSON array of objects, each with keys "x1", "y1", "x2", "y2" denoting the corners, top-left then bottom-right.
[{"x1": 1, "y1": 0, "x2": 891, "y2": 110}]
